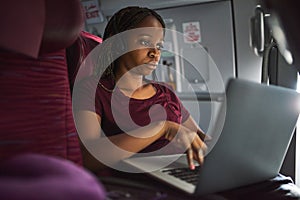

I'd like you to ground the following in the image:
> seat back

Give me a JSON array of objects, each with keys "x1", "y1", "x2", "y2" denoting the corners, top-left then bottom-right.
[{"x1": 0, "y1": 0, "x2": 85, "y2": 164}]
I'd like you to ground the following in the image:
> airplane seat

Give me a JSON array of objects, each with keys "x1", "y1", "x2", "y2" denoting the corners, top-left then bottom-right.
[
  {"x1": 0, "y1": 153, "x2": 106, "y2": 200},
  {"x1": 67, "y1": 31, "x2": 102, "y2": 92},
  {"x1": 0, "y1": 0, "x2": 106, "y2": 199},
  {"x1": 0, "y1": 49, "x2": 84, "y2": 163},
  {"x1": 0, "y1": 0, "x2": 84, "y2": 164}
]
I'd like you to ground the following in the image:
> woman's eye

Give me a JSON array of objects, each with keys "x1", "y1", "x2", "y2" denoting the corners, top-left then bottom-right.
[
  {"x1": 140, "y1": 40, "x2": 151, "y2": 47},
  {"x1": 156, "y1": 43, "x2": 164, "y2": 50},
  {"x1": 139, "y1": 39, "x2": 164, "y2": 50}
]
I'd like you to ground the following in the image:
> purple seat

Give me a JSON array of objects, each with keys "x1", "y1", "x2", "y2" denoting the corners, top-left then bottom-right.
[
  {"x1": 0, "y1": 0, "x2": 106, "y2": 199},
  {"x1": 0, "y1": 154, "x2": 106, "y2": 200},
  {"x1": 0, "y1": 0, "x2": 84, "y2": 165}
]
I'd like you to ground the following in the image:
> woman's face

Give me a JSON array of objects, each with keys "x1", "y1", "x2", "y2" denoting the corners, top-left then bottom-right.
[{"x1": 117, "y1": 15, "x2": 164, "y2": 76}]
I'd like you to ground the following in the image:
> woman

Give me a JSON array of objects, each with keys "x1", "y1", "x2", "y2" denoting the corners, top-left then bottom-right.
[{"x1": 74, "y1": 6, "x2": 207, "y2": 172}]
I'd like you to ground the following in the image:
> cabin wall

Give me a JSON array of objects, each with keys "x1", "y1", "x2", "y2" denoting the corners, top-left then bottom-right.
[{"x1": 232, "y1": 0, "x2": 262, "y2": 82}]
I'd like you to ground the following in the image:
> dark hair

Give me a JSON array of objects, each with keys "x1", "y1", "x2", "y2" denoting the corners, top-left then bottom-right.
[
  {"x1": 103, "y1": 6, "x2": 165, "y2": 40},
  {"x1": 96, "y1": 6, "x2": 165, "y2": 78}
]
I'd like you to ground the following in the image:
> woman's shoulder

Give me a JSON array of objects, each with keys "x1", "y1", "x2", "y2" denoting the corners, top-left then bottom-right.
[
  {"x1": 75, "y1": 75, "x2": 114, "y2": 92},
  {"x1": 98, "y1": 77, "x2": 115, "y2": 92},
  {"x1": 150, "y1": 80, "x2": 175, "y2": 93}
]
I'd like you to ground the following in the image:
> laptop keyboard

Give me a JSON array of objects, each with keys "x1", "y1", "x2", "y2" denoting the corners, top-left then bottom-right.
[{"x1": 161, "y1": 166, "x2": 200, "y2": 185}]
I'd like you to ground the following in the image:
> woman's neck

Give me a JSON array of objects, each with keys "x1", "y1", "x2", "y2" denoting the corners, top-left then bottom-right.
[
  {"x1": 115, "y1": 71, "x2": 144, "y2": 92},
  {"x1": 114, "y1": 71, "x2": 156, "y2": 99}
]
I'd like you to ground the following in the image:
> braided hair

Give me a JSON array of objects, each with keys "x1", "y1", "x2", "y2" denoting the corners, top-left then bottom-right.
[{"x1": 95, "y1": 6, "x2": 166, "y2": 78}]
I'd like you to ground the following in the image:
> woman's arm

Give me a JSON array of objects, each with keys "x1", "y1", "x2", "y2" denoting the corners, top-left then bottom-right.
[
  {"x1": 76, "y1": 110, "x2": 167, "y2": 172},
  {"x1": 182, "y1": 116, "x2": 207, "y2": 141},
  {"x1": 76, "y1": 110, "x2": 206, "y2": 172}
]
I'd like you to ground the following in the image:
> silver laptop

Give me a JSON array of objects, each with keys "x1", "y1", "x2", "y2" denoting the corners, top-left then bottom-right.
[{"x1": 122, "y1": 78, "x2": 300, "y2": 196}]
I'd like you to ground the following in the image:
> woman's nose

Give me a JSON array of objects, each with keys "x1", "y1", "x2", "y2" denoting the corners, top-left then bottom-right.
[{"x1": 148, "y1": 48, "x2": 160, "y2": 59}]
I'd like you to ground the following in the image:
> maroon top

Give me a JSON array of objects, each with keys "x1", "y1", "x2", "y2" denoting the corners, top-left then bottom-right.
[{"x1": 74, "y1": 76, "x2": 190, "y2": 153}]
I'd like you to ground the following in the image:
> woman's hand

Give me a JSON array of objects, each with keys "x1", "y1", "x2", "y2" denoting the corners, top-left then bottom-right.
[{"x1": 163, "y1": 121, "x2": 207, "y2": 170}]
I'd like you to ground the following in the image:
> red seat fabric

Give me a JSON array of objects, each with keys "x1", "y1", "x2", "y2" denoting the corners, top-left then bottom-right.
[
  {"x1": 67, "y1": 31, "x2": 102, "y2": 92},
  {"x1": 0, "y1": 0, "x2": 85, "y2": 165},
  {"x1": 0, "y1": 0, "x2": 84, "y2": 58},
  {"x1": 0, "y1": 50, "x2": 82, "y2": 165},
  {"x1": 0, "y1": 1, "x2": 107, "y2": 199}
]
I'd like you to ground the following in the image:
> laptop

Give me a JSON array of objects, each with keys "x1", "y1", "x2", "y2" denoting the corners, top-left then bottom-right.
[{"x1": 122, "y1": 78, "x2": 300, "y2": 196}]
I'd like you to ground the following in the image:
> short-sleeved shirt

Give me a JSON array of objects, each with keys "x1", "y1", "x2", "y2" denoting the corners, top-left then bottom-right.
[{"x1": 75, "y1": 76, "x2": 190, "y2": 152}]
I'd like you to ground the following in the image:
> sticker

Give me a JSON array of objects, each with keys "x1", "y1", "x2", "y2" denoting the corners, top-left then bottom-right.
[
  {"x1": 81, "y1": 0, "x2": 104, "y2": 24},
  {"x1": 182, "y1": 21, "x2": 201, "y2": 43}
]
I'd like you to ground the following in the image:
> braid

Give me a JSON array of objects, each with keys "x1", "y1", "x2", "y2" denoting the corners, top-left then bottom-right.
[{"x1": 95, "y1": 6, "x2": 165, "y2": 78}]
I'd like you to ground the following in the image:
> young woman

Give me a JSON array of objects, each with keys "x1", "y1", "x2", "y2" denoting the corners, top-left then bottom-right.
[
  {"x1": 72, "y1": 6, "x2": 300, "y2": 200},
  {"x1": 74, "y1": 6, "x2": 207, "y2": 172}
]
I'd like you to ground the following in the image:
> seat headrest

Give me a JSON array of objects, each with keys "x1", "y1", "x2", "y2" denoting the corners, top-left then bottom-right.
[{"x1": 0, "y1": 0, "x2": 84, "y2": 58}]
